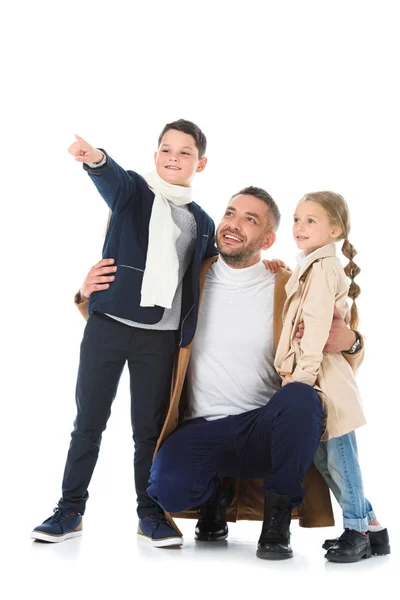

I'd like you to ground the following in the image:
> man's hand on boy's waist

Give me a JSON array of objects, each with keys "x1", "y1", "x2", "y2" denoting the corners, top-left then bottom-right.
[{"x1": 79, "y1": 258, "x2": 117, "y2": 301}]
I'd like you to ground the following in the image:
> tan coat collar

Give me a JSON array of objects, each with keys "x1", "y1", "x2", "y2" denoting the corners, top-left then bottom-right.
[
  {"x1": 297, "y1": 242, "x2": 337, "y2": 278},
  {"x1": 285, "y1": 243, "x2": 337, "y2": 304}
]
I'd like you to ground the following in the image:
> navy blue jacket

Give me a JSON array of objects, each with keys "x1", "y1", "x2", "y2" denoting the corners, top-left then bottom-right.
[{"x1": 83, "y1": 153, "x2": 218, "y2": 347}]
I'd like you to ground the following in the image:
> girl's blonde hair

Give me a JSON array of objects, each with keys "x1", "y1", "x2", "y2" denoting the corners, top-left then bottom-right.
[{"x1": 300, "y1": 191, "x2": 360, "y2": 329}]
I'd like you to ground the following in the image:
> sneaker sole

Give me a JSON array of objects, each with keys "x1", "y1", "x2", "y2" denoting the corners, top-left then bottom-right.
[
  {"x1": 31, "y1": 530, "x2": 82, "y2": 543},
  {"x1": 137, "y1": 532, "x2": 183, "y2": 548}
]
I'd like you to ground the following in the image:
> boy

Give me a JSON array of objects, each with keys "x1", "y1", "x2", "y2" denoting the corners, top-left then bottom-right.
[{"x1": 31, "y1": 120, "x2": 217, "y2": 547}]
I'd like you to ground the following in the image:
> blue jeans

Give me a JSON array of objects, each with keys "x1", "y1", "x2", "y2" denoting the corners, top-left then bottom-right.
[{"x1": 313, "y1": 430, "x2": 376, "y2": 532}]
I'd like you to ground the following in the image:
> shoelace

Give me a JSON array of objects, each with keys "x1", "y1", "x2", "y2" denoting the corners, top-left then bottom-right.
[
  {"x1": 259, "y1": 511, "x2": 288, "y2": 543},
  {"x1": 145, "y1": 514, "x2": 171, "y2": 531},
  {"x1": 50, "y1": 507, "x2": 74, "y2": 523},
  {"x1": 337, "y1": 528, "x2": 364, "y2": 547},
  {"x1": 264, "y1": 513, "x2": 285, "y2": 530}
]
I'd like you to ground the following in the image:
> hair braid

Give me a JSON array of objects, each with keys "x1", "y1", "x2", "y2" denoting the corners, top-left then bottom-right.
[{"x1": 342, "y1": 239, "x2": 361, "y2": 329}]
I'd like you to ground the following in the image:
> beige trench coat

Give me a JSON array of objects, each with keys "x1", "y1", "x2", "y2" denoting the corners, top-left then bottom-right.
[
  {"x1": 74, "y1": 255, "x2": 360, "y2": 527},
  {"x1": 274, "y1": 243, "x2": 366, "y2": 441}
]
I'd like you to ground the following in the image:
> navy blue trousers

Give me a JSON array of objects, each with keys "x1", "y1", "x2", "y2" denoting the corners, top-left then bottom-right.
[
  {"x1": 59, "y1": 313, "x2": 176, "y2": 518},
  {"x1": 147, "y1": 383, "x2": 323, "y2": 511}
]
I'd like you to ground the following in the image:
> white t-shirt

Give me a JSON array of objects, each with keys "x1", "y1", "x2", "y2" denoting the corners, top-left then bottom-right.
[{"x1": 186, "y1": 258, "x2": 280, "y2": 421}]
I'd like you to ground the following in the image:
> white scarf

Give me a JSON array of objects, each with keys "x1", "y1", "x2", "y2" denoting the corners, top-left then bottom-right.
[{"x1": 139, "y1": 171, "x2": 193, "y2": 308}]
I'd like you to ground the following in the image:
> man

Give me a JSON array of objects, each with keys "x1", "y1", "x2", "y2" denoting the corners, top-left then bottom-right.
[{"x1": 75, "y1": 187, "x2": 362, "y2": 559}]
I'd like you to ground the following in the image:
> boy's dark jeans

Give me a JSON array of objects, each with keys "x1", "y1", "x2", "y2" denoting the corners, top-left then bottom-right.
[{"x1": 58, "y1": 313, "x2": 176, "y2": 518}]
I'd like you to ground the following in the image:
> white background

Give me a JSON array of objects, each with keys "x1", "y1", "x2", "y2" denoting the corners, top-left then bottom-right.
[{"x1": 1, "y1": 0, "x2": 398, "y2": 598}]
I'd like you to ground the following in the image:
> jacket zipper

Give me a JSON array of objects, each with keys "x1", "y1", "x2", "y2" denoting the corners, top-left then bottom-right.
[
  {"x1": 179, "y1": 303, "x2": 195, "y2": 346},
  {"x1": 118, "y1": 264, "x2": 144, "y2": 272}
]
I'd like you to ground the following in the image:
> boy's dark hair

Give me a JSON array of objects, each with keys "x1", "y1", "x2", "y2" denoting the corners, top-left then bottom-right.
[
  {"x1": 158, "y1": 119, "x2": 207, "y2": 158},
  {"x1": 231, "y1": 186, "x2": 281, "y2": 232}
]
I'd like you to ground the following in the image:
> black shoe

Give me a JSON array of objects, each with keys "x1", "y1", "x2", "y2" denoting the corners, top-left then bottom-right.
[
  {"x1": 256, "y1": 490, "x2": 293, "y2": 560},
  {"x1": 195, "y1": 479, "x2": 235, "y2": 542},
  {"x1": 323, "y1": 527, "x2": 390, "y2": 555},
  {"x1": 325, "y1": 529, "x2": 372, "y2": 563}
]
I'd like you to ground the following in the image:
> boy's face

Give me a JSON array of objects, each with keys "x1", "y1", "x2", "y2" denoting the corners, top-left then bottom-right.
[{"x1": 154, "y1": 129, "x2": 207, "y2": 187}]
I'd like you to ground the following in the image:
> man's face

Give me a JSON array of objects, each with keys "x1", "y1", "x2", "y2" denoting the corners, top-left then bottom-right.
[
  {"x1": 216, "y1": 194, "x2": 276, "y2": 268},
  {"x1": 154, "y1": 129, "x2": 207, "y2": 187}
]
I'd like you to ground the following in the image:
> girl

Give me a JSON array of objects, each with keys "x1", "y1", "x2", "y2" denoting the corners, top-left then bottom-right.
[{"x1": 274, "y1": 191, "x2": 390, "y2": 563}]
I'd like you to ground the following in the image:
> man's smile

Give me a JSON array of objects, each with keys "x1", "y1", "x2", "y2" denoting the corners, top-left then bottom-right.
[{"x1": 221, "y1": 231, "x2": 244, "y2": 244}]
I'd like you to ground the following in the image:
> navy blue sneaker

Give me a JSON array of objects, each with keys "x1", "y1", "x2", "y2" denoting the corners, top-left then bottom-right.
[
  {"x1": 31, "y1": 507, "x2": 83, "y2": 543},
  {"x1": 138, "y1": 513, "x2": 183, "y2": 547}
]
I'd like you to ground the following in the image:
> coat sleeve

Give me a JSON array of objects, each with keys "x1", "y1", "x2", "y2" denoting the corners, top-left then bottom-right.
[
  {"x1": 292, "y1": 262, "x2": 337, "y2": 386},
  {"x1": 83, "y1": 151, "x2": 136, "y2": 213},
  {"x1": 74, "y1": 291, "x2": 89, "y2": 321}
]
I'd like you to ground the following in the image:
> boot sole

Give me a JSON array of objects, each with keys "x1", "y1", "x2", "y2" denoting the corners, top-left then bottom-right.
[
  {"x1": 31, "y1": 530, "x2": 82, "y2": 543},
  {"x1": 372, "y1": 547, "x2": 391, "y2": 555},
  {"x1": 322, "y1": 541, "x2": 391, "y2": 555},
  {"x1": 325, "y1": 548, "x2": 372, "y2": 563},
  {"x1": 256, "y1": 550, "x2": 293, "y2": 560},
  {"x1": 195, "y1": 533, "x2": 228, "y2": 542}
]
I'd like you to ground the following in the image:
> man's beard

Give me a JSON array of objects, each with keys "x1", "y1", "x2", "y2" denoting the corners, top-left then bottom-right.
[{"x1": 217, "y1": 236, "x2": 263, "y2": 267}]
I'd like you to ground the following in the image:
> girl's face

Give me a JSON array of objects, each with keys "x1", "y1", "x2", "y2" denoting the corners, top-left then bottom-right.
[{"x1": 293, "y1": 200, "x2": 342, "y2": 254}]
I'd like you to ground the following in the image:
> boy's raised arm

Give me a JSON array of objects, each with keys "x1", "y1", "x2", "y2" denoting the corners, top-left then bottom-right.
[{"x1": 69, "y1": 134, "x2": 135, "y2": 212}]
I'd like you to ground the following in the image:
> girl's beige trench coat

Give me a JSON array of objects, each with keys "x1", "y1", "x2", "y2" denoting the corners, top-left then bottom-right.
[{"x1": 274, "y1": 243, "x2": 366, "y2": 442}]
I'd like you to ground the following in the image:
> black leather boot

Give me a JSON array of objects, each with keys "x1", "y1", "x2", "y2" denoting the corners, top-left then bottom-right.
[
  {"x1": 195, "y1": 479, "x2": 235, "y2": 542},
  {"x1": 256, "y1": 490, "x2": 293, "y2": 560},
  {"x1": 325, "y1": 529, "x2": 372, "y2": 563},
  {"x1": 323, "y1": 527, "x2": 390, "y2": 555}
]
